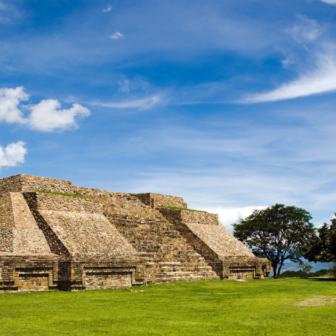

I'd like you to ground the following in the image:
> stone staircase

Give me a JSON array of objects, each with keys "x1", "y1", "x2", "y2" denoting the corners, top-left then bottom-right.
[{"x1": 101, "y1": 194, "x2": 219, "y2": 284}]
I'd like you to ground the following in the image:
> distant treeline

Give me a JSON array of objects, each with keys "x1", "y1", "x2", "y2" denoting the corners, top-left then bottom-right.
[{"x1": 278, "y1": 269, "x2": 330, "y2": 278}]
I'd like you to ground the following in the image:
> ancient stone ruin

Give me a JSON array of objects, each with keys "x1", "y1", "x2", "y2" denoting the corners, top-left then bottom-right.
[{"x1": 0, "y1": 174, "x2": 271, "y2": 293}]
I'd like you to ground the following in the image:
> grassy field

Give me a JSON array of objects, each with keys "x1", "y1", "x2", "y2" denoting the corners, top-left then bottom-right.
[{"x1": 0, "y1": 279, "x2": 336, "y2": 336}]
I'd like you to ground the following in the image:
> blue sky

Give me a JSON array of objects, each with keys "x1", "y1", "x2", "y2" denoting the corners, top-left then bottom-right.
[{"x1": 1, "y1": 0, "x2": 336, "y2": 257}]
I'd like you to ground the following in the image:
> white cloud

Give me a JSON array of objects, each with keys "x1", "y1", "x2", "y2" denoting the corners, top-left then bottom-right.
[
  {"x1": 118, "y1": 78, "x2": 133, "y2": 93},
  {"x1": 103, "y1": 5, "x2": 112, "y2": 13},
  {"x1": 0, "y1": 141, "x2": 27, "y2": 168},
  {"x1": 243, "y1": 54, "x2": 336, "y2": 103},
  {"x1": 320, "y1": 0, "x2": 336, "y2": 4},
  {"x1": 0, "y1": 86, "x2": 28, "y2": 124},
  {"x1": 110, "y1": 32, "x2": 124, "y2": 40},
  {"x1": 281, "y1": 56, "x2": 294, "y2": 68},
  {"x1": 204, "y1": 206, "x2": 267, "y2": 231},
  {"x1": 286, "y1": 16, "x2": 322, "y2": 43},
  {"x1": 28, "y1": 100, "x2": 90, "y2": 132},
  {"x1": 93, "y1": 95, "x2": 161, "y2": 110},
  {"x1": 0, "y1": 87, "x2": 90, "y2": 132}
]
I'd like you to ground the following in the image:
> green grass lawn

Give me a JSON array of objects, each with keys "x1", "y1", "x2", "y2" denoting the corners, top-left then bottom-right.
[{"x1": 1, "y1": 279, "x2": 336, "y2": 336}]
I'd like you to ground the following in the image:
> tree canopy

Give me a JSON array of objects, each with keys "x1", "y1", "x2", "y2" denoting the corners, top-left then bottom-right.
[
  {"x1": 303, "y1": 219, "x2": 336, "y2": 263},
  {"x1": 233, "y1": 204, "x2": 315, "y2": 279}
]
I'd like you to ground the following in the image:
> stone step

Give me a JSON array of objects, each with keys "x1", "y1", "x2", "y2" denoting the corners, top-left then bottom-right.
[
  {"x1": 132, "y1": 281, "x2": 144, "y2": 286},
  {"x1": 155, "y1": 274, "x2": 213, "y2": 282},
  {"x1": 110, "y1": 205, "x2": 221, "y2": 285},
  {"x1": 194, "y1": 266, "x2": 213, "y2": 270},
  {"x1": 158, "y1": 261, "x2": 182, "y2": 265},
  {"x1": 157, "y1": 271, "x2": 196, "y2": 277}
]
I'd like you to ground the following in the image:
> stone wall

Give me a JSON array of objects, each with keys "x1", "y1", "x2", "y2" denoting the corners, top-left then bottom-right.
[
  {"x1": 134, "y1": 193, "x2": 187, "y2": 208},
  {"x1": 0, "y1": 175, "x2": 22, "y2": 194},
  {"x1": 160, "y1": 208, "x2": 218, "y2": 226},
  {"x1": 0, "y1": 191, "x2": 60, "y2": 292},
  {"x1": 0, "y1": 193, "x2": 14, "y2": 252},
  {"x1": 0, "y1": 174, "x2": 73, "y2": 195},
  {"x1": 38, "y1": 211, "x2": 136, "y2": 262},
  {"x1": 11, "y1": 193, "x2": 52, "y2": 254},
  {"x1": 0, "y1": 253, "x2": 59, "y2": 293},
  {"x1": 84, "y1": 271, "x2": 132, "y2": 290},
  {"x1": 24, "y1": 192, "x2": 102, "y2": 214},
  {"x1": 57, "y1": 261, "x2": 136, "y2": 291}
]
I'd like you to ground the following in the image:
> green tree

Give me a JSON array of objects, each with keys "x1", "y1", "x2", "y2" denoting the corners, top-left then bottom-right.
[
  {"x1": 233, "y1": 204, "x2": 315, "y2": 279},
  {"x1": 303, "y1": 220, "x2": 336, "y2": 263},
  {"x1": 329, "y1": 262, "x2": 336, "y2": 279},
  {"x1": 299, "y1": 261, "x2": 313, "y2": 279}
]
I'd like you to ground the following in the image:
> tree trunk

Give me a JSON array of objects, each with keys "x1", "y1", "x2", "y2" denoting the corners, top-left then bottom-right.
[
  {"x1": 273, "y1": 263, "x2": 278, "y2": 279},
  {"x1": 276, "y1": 262, "x2": 284, "y2": 279}
]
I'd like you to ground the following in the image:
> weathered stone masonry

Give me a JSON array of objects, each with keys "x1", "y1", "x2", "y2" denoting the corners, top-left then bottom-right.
[{"x1": 0, "y1": 174, "x2": 271, "y2": 293}]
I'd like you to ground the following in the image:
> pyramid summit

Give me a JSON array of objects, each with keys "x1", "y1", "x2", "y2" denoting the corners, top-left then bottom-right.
[{"x1": 0, "y1": 174, "x2": 270, "y2": 293}]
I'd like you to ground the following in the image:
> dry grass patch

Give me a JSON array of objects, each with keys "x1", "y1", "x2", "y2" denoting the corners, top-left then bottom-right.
[{"x1": 296, "y1": 296, "x2": 336, "y2": 307}]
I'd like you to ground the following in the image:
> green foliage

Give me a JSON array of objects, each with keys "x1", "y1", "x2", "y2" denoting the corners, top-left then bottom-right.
[
  {"x1": 160, "y1": 205, "x2": 207, "y2": 213},
  {"x1": 299, "y1": 261, "x2": 313, "y2": 278},
  {"x1": 304, "y1": 221, "x2": 336, "y2": 263},
  {"x1": 313, "y1": 269, "x2": 330, "y2": 277},
  {"x1": 278, "y1": 270, "x2": 307, "y2": 278},
  {"x1": 36, "y1": 190, "x2": 91, "y2": 199},
  {"x1": 233, "y1": 204, "x2": 315, "y2": 279},
  {"x1": 1, "y1": 280, "x2": 336, "y2": 335},
  {"x1": 278, "y1": 269, "x2": 330, "y2": 278},
  {"x1": 329, "y1": 262, "x2": 336, "y2": 279}
]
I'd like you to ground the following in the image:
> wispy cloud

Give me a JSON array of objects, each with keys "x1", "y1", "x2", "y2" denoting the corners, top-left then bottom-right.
[
  {"x1": 0, "y1": 2, "x2": 289, "y2": 73},
  {"x1": 242, "y1": 54, "x2": 336, "y2": 103},
  {"x1": 285, "y1": 16, "x2": 322, "y2": 43},
  {"x1": 320, "y1": 0, "x2": 336, "y2": 4},
  {"x1": 106, "y1": 103, "x2": 336, "y2": 228},
  {"x1": 126, "y1": 161, "x2": 336, "y2": 230},
  {"x1": 0, "y1": 1, "x2": 7, "y2": 10},
  {"x1": 109, "y1": 32, "x2": 124, "y2": 40},
  {"x1": 103, "y1": 5, "x2": 112, "y2": 13},
  {"x1": 92, "y1": 95, "x2": 162, "y2": 110},
  {"x1": 0, "y1": 141, "x2": 27, "y2": 168},
  {"x1": 0, "y1": 1, "x2": 21, "y2": 24},
  {"x1": 0, "y1": 87, "x2": 90, "y2": 131},
  {"x1": 118, "y1": 78, "x2": 133, "y2": 93},
  {"x1": 0, "y1": 1, "x2": 10, "y2": 23}
]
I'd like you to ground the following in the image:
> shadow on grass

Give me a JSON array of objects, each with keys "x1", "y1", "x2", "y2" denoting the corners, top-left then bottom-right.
[{"x1": 309, "y1": 278, "x2": 336, "y2": 282}]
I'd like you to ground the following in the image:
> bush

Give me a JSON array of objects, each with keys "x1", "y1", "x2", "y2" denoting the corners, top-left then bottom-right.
[
  {"x1": 278, "y1": 269, "x2": 330, "y2": 278},
  {"x1": 313, "y1": 269, "x2": 329, "y2": 277},
  {"x1": 278, "y1": 271, "x2": 306, "y2": 278}
]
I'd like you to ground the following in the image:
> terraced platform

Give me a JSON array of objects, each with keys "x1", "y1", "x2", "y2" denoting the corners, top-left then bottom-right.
[{"x1": 0, "y1": 174, "x2": 271, "y2": 293}]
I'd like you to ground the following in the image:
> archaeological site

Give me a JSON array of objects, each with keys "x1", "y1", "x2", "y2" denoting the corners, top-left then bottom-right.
[{"x1": 0, "y1": 174, "x2": 271, "y2": 293}]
